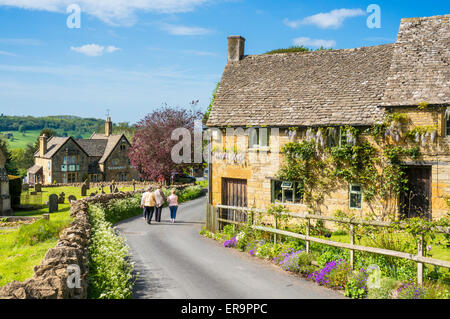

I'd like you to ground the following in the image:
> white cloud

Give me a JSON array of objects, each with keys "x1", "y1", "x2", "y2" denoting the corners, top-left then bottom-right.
[
  {"x1": 0, "y1": 0, "x2": 211, "y2": 25},
  {"x1": 284, "y1": 8, "x2": 365, "y2": 29},
  {"x1": 293, "y1": 37, "x2": 336, "y2": 48},
  {"x1": 70, "y1": 44, "x2": 120, "y2": 56},
  {"x1": 160, "y1": 23, "x2": 212, "y2": 36},
  {"x1": 0, "y1": 50, "x2": 16, "y2": 56}
]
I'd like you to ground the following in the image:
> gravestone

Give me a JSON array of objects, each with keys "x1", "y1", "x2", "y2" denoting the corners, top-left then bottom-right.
[
  {"x1": 132, "y1": 179, "x2": 136, "y2": 192},
  {"x1": 68, "y1": 195, "x2": 77, "y2": 203},
  {"x1": 35, "y1": 183, "x2": 42, "y2": 192},
  {"x1": 22, "y1": 184, "x2": 30, "y2": 192},
  {"x1": 30, "y1": 191, "x2": 37, "y2": 195},
  {"x1": 81, "y1": 184, "x2": 87, "y2": 197},
  {"x1": 58, "y1": 192, "x2": 65, "y2": 204},
  {"x1": 85, "y1": 179, "x2": 90, "y2": 189},
  {"x1": 48, "y1": 194, "x2": 58, "y2": 213}
]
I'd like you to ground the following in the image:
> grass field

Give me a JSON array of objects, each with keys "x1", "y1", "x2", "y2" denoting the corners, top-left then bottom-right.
[
  {"x1": 1, "y1": 130, "x2": 41, "y2": 149},
  {"x1": 1, "y1": 130, "x2": 92, "y2": 150},
  {"x1": 0, "y1": 205, "x2": 72, "y2": 286}
]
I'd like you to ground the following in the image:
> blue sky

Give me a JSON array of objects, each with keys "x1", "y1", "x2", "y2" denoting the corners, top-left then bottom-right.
[{"x1": 0, "y1": 0, "x2": 448, "y2": 124}]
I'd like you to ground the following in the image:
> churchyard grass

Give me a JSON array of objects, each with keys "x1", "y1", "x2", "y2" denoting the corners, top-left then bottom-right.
[{"x1": 0, "y1": 205, "x2": 73, "y2": 287}]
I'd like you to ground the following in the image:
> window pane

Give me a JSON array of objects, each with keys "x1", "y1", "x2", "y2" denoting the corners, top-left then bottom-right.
[
  {"x1": 350, "y1": 193, "x2": 362, "y2": 209},
  {"x1": 273, "y1": 181, "x2": 282, "y2": 202},
  {"x1": 351, "y1": 185, "x2": 362, "y2": 192},
  {"x1": 447, "y1": 118, "x2": 450, "y2": 136},
  {"x1": 284, "y1": 188, "x2": 293, "y2": 203}
]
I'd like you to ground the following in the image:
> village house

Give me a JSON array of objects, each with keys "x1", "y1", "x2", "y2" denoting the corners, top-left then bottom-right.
[
  {"x1": 206, "y1": 14, "x2": 450, "y2": 221},
  {"x1": 0, "y1": 148, "x2": 11, "y2": 215},
  {"x1": 27, "y1": 117, "x2": 139, "y2": 185}
]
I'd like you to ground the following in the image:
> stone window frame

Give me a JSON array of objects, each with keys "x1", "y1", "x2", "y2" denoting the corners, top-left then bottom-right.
[{"x1": 349, "y1": 183, "x2": 363, "y2": 210}]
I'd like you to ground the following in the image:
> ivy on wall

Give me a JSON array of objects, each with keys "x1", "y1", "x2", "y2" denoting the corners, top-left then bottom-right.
[{"x1": 277, "y1": 113, "x2": 425, "y2": 220}]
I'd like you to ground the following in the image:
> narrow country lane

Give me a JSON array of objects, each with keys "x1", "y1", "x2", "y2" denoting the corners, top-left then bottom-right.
[{"x1": 115, "y1": 196, "x2": 345, "y2": 299}]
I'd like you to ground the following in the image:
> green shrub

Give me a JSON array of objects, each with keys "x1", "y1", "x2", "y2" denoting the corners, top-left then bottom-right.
[
  {"x1": 15, "y1": 218, "x2": 67, "y2": 246},
  {"x1": 104, "y1": 195, "x2": 141, "y2": 224},
  {"x1": 326, "y1": 261, "x2": 352, "y2": 289},
  {"x1": 367, "y1": 277, "x2": 399, "y2": 299},
  {"x1": 177, "y1": 185, "x2": 204, "y2": 202},
  {"x1": 317, "y1": 246, "x2": 349, "y2": 267},
  {"x1": 422, "y1": 282, "x2": 449, "y2": 299},
  {"x1": 345, "y1": 269, "x2": 369, "y2": 299}
]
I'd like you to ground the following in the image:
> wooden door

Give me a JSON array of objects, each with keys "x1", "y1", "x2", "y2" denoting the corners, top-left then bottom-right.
[
  {"x1": 222, "y1": 178, "x2": 248, "y2": 207},
  {"x1": 221, "y1": 178, "x2": 247, "y2": 226},
  {"x1": 401, "y1": 166, "x2": 432, "y2": 219}
]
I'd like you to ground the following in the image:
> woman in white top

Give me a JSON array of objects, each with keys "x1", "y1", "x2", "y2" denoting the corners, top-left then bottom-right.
[{"x1": 167, "y1": 189, "x2": 179, "y2": 223}]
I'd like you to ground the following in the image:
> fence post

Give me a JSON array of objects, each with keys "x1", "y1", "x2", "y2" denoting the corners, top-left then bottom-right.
[
  {"x1": 306, "y1": 218, "x2": 310, "y2": 254},
  {"x1": 214, "y1": 206, "x2": 218, "y2": 233},
  {"x1": 350, "y1": 223, "x2": 354, "y2": 270},
  {"x1": 232, "y1": 209, "x2": 236, "y2": 232},
  {"x1": 274, "y1": 216, "x2": 278, "y2": 243},
  {"x1": 417, "y1": 234, "x2": 424, "y2": 285}
]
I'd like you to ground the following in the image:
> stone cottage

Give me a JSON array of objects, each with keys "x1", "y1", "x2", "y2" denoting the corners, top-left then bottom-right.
[
  {"x1": 27, "y1": 117, "x2": 139, "y2": 185},
  {"x1": 206, "y1": 14, "x2": 450, "y2": 221},
  {"x1": 0, "y1": 148, "x2": 11, "y2": 214}
]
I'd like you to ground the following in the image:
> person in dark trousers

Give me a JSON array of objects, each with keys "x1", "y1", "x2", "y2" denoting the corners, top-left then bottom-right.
[
  {"x1": 167, "y1": 189, "x2": 179, "y2": 223},
  {"x1": 154, "y1": 184, "x2": 166, "y2": 222},
  {"x1": 140, "y1": 186, "x2": 156, "y2": 224}
]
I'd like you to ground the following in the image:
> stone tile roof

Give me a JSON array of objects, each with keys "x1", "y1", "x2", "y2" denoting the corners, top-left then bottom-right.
[
  {"x1": 27, "y1": 164, "x2": 42, "y2": 175},
  {"x1": 382, "y1": 15, "x2": 450, "y2": 106},
  {"x1": 90, "y1": 133, "x2": 126, "y2": 164},
  {"x1": 207, "y1": 44, "x2": 394, "y2": 127},
  {"x1": 34, "y1": 137, "x2": 70, "y2": 159},
  {"x1": 76, "y1": 139, "x2": 108, "y2": 157}
]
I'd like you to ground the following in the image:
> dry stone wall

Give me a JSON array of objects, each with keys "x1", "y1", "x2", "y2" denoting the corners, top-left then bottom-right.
[{"x1": 0, "y1": 190, "x2": 143, "y2": 299}]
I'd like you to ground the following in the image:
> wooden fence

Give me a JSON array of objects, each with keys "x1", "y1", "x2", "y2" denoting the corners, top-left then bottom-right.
[{"x1": 205, "y1": 204, "x2": 450, "y2": 285}]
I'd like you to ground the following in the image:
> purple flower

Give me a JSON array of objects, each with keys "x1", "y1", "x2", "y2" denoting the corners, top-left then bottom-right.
[{"x1": 224, "y1": 236, "x2": 237, "y2": 248}]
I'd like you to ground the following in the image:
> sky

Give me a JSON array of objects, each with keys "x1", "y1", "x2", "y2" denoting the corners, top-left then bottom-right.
[{"x1": 0, "y1": 0, "x2": 448, "y2": 124}]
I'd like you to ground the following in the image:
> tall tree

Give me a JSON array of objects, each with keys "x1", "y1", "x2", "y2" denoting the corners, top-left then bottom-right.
[
  {"x1": 0, "y1": 137, "x2": 18, "y2": 175},
  {"x1": 129, "y1": 105, "x2": 202, "y2": 181}
]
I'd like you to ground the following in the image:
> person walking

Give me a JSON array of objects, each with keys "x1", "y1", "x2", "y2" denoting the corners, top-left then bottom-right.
[
  {"x1": 154, "y1": 185, "x2": 166, "y2": 223},
  {"x1": 140, "y1": 186, "x2": 156, "y2": 224},
  {"x1": 167, "y1": 189, "x2": 179, "y2": 223}
]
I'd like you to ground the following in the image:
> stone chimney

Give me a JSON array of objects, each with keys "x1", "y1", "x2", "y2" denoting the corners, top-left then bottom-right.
[
  {"x1": 227, "y1": 36, "x2": 245, "y2": 63},
  {"x1": 105, "y1": 116, "x2": 112, "y2": 137},
  {"x1": 39, "y1": 134, "x2": 47, "y2": 158}
]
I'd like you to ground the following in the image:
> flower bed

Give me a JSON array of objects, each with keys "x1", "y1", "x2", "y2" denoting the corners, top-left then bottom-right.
[{"x1": 201, "y1": 225, "x2": 449, "y2": 299}]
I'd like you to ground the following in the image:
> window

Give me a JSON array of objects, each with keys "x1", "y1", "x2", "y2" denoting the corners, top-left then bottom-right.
[
  {"x1": 120, "y1": 144, "x2": 126, "y2": 151},
  {"x1": 349, "y1": 184, "x2": 362, "y2": 209},
  {"x1": 112, "y1": 159, "x2": 119, "y2": 166},
  {"x1": 63, "y1": 155, "x2": 77, "y2": 165},
  {"x1": 249, "y1": 128, "x2": 270, "y2": 149},
  {"x1": 68, "y1": 172, "x2": 77, "y2": 183},
  {"x1": 272, "y1": 180, "x2": 304, "y2": 204}
]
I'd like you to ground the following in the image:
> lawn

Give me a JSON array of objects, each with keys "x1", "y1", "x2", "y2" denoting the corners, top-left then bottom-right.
[
  {"x1": 22, "y1": 185, "x2": 139, "y2": 205},
  {"x1": 0, "y1": 205, "x2": 72, "y2": 287}
]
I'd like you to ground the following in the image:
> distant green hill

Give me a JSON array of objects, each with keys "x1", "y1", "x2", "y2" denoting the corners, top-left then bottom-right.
[
  {"x1": 0, "y1": 115, "x2": 136, "y2": 150},
  {"x1": 0, "y1": 115, "x2": 105, "y2": 150}
]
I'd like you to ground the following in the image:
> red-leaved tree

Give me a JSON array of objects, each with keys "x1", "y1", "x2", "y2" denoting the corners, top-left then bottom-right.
[{"x1": 129, "y1": 104, "x2": 202, "y2": 181}]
